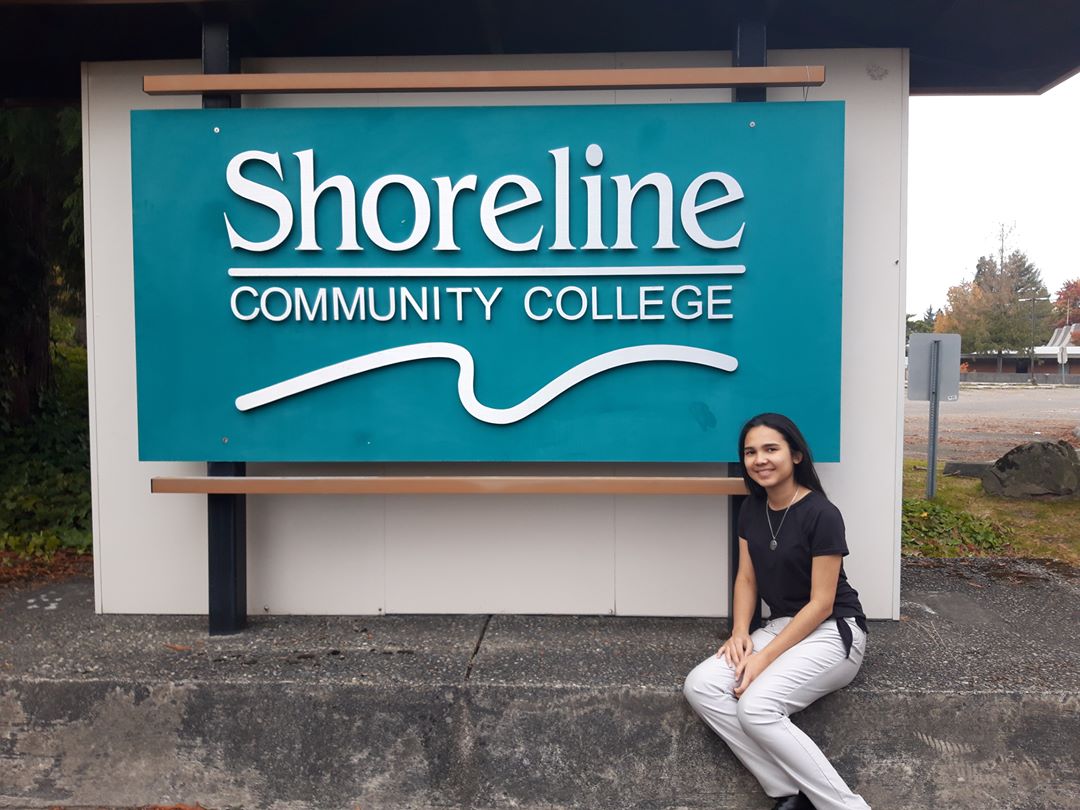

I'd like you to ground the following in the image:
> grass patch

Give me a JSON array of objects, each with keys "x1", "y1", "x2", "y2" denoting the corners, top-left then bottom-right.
[
  {"x1": 902, "y1": 459, "x2": 1080, "y2": 565},
  {"x1": 901, "y1": 498, "x2": 1010, "y2": 557},
  {"x1": 0, "y1": 331, "x2": 91, "y2": 561}
]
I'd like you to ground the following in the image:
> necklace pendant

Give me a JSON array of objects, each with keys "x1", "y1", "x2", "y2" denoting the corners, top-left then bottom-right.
[{"x1": 765, "y1": 486, "x2": 799, "y2": 552}]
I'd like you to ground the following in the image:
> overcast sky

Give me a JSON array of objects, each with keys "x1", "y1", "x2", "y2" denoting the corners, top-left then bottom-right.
[{"x1": 906, "y1": 71, "x2": 1080, "y2": 317}]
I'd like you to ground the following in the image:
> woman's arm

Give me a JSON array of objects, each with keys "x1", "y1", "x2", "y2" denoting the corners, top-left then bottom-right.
[
  {"x1": 733, "y1": 553, "x2": 842, "y2": 696},
  {"x1": 718, "y1": 537, "x2": 758, "y2": 666}
]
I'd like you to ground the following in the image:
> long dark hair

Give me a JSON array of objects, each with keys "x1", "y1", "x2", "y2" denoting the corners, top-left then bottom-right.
[{"x1": 737, "y1": 413, "x2": 826, "y2": 500}]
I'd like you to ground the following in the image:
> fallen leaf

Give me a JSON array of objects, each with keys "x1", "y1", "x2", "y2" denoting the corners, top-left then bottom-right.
[{"x1": 163, "y1": 643, "x2": 192, "y2": 653}]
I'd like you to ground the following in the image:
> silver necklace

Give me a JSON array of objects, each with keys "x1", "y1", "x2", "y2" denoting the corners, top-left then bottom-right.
[{"x1": 766, "y1": 487, "x2": 800, "y2": 551}]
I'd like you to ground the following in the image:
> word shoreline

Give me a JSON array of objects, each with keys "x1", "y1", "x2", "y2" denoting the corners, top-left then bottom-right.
[{"x1": 225, "y1": 145, "x2": 747, "y2": 254}]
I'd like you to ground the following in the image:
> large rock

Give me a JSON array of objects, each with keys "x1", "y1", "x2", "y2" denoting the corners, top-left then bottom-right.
[{"x1": 981, "y1": 440, "x2": 1080, "y2": 497}]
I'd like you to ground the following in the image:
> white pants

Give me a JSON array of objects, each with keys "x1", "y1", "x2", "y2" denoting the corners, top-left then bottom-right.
[{"x1": 683, "y1": 616, "x2": 871, "y2": 810}]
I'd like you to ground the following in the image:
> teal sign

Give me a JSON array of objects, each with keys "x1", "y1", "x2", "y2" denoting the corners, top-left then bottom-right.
[{"x1": 131, "y1": 102, "x2": 844, "y2": 462}]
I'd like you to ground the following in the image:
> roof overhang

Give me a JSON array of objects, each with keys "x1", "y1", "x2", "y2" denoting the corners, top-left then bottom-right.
[{"x1": 2, "y1": 0, "x2": 1078, "y2": 103}]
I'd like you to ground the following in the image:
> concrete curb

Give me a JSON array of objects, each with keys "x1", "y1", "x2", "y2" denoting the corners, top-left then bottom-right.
[{"x1": 2, "y1": 558, "x2": 1078, "y2": 809}]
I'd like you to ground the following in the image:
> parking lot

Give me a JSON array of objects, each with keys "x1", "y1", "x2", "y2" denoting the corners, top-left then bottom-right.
[{"x1": 904, "y1": 384, "x2": 1080, "y2": 462}]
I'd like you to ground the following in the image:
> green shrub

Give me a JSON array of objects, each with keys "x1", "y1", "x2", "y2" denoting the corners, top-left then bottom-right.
[
  {"x1": 0, "y1": 338, "x2": 91, "y2": 560},
  {"x1": 901, "y1": 498, "x2": 1011, "y2": 557}
]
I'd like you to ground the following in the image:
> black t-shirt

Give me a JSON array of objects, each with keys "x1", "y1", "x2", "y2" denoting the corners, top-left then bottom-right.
[{"x1": 737, "y1": 490, "x2": 865, "y2": 622}]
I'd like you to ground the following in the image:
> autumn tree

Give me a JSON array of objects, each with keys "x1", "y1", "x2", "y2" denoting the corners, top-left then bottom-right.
[
  {"x1": 936, "y1": 281, "x2": 990, "y2": 352},
  {"x1": 1053, "y1": 278, "x2": 1080, "y2": 329},
  {"x1": 936, "y1": 250, "x2": 1053, "y2": 371}
]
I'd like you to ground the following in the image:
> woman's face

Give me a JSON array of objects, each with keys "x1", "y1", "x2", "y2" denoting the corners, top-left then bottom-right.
[{"x1": 743, "y1": 425, "x2": 803, "y2": 491}]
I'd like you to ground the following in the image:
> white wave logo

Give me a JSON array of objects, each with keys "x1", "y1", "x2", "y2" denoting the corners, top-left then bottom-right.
[{"x1": 235, "y1": 343, "x2": 738, "y2": 425}]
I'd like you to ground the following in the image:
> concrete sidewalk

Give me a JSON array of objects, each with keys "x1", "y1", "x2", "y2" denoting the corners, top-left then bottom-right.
[{"x1": 1, "y1": 558, "x2": 1078, "y2": 810}]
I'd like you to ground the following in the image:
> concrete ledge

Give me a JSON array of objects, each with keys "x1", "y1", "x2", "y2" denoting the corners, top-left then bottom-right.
[
  {"x1": 943, "y1": 461, "x2": 991, "y2": 478},
  {"x1": 2, "y1": 559, "x2": 1078, "y2": 809}
]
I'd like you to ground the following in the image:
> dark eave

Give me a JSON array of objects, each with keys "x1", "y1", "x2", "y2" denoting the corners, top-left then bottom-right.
[{"x1": 2, "y1": 0, "x2": 1078, "y2": 103}]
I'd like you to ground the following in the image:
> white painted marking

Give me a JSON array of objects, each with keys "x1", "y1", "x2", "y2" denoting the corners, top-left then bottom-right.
[
  {"x1": 905, "y1": 601, "x2": 938, "y2": 615},
  {"x1": 228, "y1": 265, "x2": 745, "y2": 279}
]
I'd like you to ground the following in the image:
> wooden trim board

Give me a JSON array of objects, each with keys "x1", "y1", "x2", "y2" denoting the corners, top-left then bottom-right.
[
  {"x1": 151, "y1": 476, "x2": 749, "y2": 496},
  {"x1": 144, "y1": 65, "x2": 825, "y2": 95}
]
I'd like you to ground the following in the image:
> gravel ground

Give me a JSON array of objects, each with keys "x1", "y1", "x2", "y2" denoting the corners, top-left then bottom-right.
[{"x1": 904, "y1": 384, "x2": 1080, "y2": 463}]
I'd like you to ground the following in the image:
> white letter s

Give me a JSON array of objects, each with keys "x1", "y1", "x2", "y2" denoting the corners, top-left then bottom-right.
[{"x1": 224, "y1": 151, "x2": 294, "y2": 252}]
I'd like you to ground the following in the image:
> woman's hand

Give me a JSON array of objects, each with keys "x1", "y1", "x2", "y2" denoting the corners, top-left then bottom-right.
[
  {"x1": 733, "y1": 652, "x2": 770, "y2": 697},
  {"x1": 717, "y1": 633, "x2": 753, "y2": 667}
]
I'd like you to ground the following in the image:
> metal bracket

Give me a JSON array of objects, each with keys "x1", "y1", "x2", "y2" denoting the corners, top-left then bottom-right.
[
  {"x1": 207, "y1": 461, "x2": 247, "y2": 634},
  {"x1": 734, "y1": 17, "x2": 767, "y2": 103},
  {"x1": 730, "y1": 12, "x2": 766, "y2": 631},
  {"x1": 202, "y1": 17, "x2": 239, "y2": 110},
  {"x1": 201, "y1": 15, "x2": 246, "y2": 635}
]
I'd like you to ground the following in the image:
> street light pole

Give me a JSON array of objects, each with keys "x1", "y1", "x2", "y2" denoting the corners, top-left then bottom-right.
[{"x1": 1019, "y1": 295, "x2": 1051, "y2": 384}]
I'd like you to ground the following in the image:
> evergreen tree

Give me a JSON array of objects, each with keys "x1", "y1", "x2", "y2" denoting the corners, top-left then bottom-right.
[
  {"x1": 905, "y1": 306, "x2": 937, "y2": 341},
  {"x1": 0, "y1": 107, "x2": 82, "y2": 426}
]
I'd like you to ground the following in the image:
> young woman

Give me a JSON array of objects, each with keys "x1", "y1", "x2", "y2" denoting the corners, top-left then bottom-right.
[{"x1": 683, "y1": 413, "x2": 870, "y2": 810}]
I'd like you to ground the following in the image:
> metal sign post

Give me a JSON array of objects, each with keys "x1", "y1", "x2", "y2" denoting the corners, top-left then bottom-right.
[
  {"x1": 926, "y1": 340, "x2": 941, "y2": 498},
  {"x1": 908, "y1": 334, "x2": 961, "y2": 499}
]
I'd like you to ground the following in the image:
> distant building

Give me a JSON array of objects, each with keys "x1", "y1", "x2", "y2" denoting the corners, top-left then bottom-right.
[{"x1": 961, "y1": 324, "x2": 1080, "y2": 379}]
